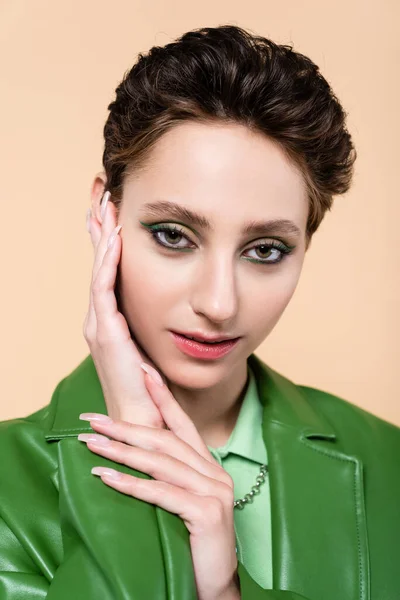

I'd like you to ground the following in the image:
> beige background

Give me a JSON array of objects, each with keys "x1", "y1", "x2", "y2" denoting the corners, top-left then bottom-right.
[{"x1": 0, "y1": 1, "x2": 398, "y2": 426}]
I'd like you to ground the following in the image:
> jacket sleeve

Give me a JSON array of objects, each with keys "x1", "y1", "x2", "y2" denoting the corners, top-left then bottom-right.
[
  {"x1": 0, "y1": 517, "x2": 49, "y2": 599},
  {"x1": 237, "y1": 561, "x2": 310, "y2": 600}
]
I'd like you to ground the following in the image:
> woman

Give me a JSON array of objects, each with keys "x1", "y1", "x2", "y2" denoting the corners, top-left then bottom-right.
[{"x1": 0, "y1": 24, "x2": 399, "y2": 600}]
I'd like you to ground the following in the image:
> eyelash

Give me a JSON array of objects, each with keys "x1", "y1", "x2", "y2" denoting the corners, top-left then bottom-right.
[{"x1": 144, "y1": 224, "x2": 295, "y2": 265}]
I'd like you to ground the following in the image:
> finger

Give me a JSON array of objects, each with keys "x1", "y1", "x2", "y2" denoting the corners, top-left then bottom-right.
[
  {"x1": 82, "y1": 435, "x2": 230, "y2": 499},
  {"x1": 91, "y1": 467, "x2": 210, "y2": 527},
  {"x1": 85, "y1": 192, "x2": 110, "y2": 334},
  {"x1": 85, "y1": 193, "x2": 119, "y2": 337},
  {"x1": 87, "y1": 190, "x2": 110, "y2": 254},
  {"x1": 141, "y1": 367, "x2": 220, "y2": 466},
  {"x1": 91, "y1": 192, "x2": 116, "y2": 287},
  {"x1": 91, "y1": 228, "x2": 126, "y2": 342},
  {"x1": 85, "y1": 419, "x2": 230, "y2": 483},
  {"x1": 84, "y1": 214, "x2": 101, "y2": 335}
]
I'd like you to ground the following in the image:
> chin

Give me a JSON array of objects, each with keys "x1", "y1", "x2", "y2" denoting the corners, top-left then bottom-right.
[
  {"x1": 157, "y1": 354, "x2": 244, "y2": 390},
  {"x1": 164, "y1": 368, "x2": 226, "y2": 391}
]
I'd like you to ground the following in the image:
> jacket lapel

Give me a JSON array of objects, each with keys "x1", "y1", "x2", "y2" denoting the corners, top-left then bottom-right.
[
  {"x1": 44, "y1": 356, "x2": 197, "y2": 598},
  {"x1": 44, "y1": 353, "x2": 370, "y2": 600},
  {"x1": 248, "y1": 353, "x2": 370, "y2": 600}
]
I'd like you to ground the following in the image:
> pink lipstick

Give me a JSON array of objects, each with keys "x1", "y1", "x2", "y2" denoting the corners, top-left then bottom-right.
[{"x1": 170, "y1": 331, "x2": 240, "y2": 360}]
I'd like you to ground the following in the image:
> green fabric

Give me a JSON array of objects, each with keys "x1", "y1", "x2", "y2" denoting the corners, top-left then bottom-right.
[
  {"x1": 1, "y1": 351, "x2": 400, "y2": 598},
  {"x1": 207, "y1": 363, "x2": 272, "y2": 590}
]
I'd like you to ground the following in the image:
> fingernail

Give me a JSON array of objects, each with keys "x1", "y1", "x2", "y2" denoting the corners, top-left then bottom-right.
[
  {"x1": 78, "y1": 433, "x2": 112, "y2": 446},
  {"x1": 140, "y1": 362, "x2": 164, "y2": 386},
  {"x1": 107, "y1": 225, "x2": 122, "y2": 249},
  {"x1": 86, "y1": 208, "x2": 92, "y2": 233},
  {"x1": 91, "y1": 466, "x2": 122, "y2": 479},
  {"x1": 100, "y1": 191, "x2": 110, "y2": 220},
  {"x1": 79, "y1": 413, "x2": 113, "y2": 423}
]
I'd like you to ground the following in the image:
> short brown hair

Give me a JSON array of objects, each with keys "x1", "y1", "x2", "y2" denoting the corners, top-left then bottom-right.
[{"x1": 102, "y1": 24, "x2": 357, "y2": 249}]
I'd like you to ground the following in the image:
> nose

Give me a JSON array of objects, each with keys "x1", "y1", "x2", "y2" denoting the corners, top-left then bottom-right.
[{"x1": 190, "y1": 255, "x2": 239, "y2": 324}]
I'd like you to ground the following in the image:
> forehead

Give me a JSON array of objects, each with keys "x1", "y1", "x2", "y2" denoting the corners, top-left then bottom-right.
[{"x1": 124, "y1": 121, "x2": 308, "y2": 232}]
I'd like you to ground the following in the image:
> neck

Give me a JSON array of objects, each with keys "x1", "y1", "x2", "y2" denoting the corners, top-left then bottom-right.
[{"x1": 167, "y1": 359, "x2": 250, "y2": 448}]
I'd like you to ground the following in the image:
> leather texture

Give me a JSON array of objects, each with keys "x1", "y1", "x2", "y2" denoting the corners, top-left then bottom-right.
[{"x1": 0, "y1": 352, "x2": 399, "y2": 599}]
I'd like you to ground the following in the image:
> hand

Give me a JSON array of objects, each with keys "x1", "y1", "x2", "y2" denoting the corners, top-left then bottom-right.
[
  {"x1": 78, "y1": 365, "x2": 241, "y2": 600},
  {"x1": 83, "y1": 191, "x2": 166, "y2": 428}
]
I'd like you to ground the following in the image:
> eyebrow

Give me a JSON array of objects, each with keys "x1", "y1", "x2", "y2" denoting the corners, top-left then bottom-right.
[{"x1": 139, "y1": 200, "x2": 302, "y2": 238}]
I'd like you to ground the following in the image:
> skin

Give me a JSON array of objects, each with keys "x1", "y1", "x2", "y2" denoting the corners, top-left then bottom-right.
[
  {"x1": 78, "y1": 373, "x2": 243, "y2": 599},
  {"x1": 90, "y1": 121, "x2": 309, "y2": 448}
]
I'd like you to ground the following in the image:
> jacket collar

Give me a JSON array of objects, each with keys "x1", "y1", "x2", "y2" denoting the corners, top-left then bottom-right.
[
  {"x1": 43, "y1": 352, "x2": 336, "y2": 441},
  {"x1": 207, "y1": 362, "x2": 268, "y2": 464},
  {"x1": 248, "y1": 353, "x2": 336, "y2": 439},
  {"x1": 44, "y1": 354, "x2": 109, "y2": 439}
]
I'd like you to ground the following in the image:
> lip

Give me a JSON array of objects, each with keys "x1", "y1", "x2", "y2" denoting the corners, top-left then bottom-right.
[
  {"x1": 172, "y1": 330, "x2": 238, "y2": 343},
  {"x1": 170, "y1": 331, "x2": 241, "y2": 360}
]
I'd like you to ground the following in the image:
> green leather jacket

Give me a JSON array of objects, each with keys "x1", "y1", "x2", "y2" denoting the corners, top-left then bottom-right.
[{"x1": 0, "y1": 352, "x2": 399, "y2": 600}]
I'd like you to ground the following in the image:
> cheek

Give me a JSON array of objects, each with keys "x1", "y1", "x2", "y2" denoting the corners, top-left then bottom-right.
[
  {"x1": 118, "y1": 246, "x2": 180, "y2": 332},
  {"x1": 118, "y1": 236, "x2": 304, "y2": 345},
  {"x1": 247, "y1": 265, "x2": 303, "y2": 340}
]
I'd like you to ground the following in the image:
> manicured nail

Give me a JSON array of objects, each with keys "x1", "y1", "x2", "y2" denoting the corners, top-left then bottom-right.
[
  {"x1": 86, "y1": 208, "x2": 92, "y2": 233},
  {"x1": 100, "y1": 190, "x2": 110, "y2": 220},
  {"x1": 140, "y1": 362, "x2": 164, "y2": 386},
  {"x1": 107, "y1": 225, "x2": 122, "y2": 249},
  {"x1": 78, "y1": 433, "x2": 112, "y2": 445},
  {"x1": 91, "y1": 466, "x2": 122, "y2": 479},
  {"x1": 79, "y1": 413, "x2": 113, "y2": 423}
]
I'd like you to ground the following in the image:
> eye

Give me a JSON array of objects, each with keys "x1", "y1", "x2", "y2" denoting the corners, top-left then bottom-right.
[
  {"x1": 243, "y1": 241, "x2": 293, "y2": 265},
  {"x1": 143, "y1": 223, "x2": 295, "y2": 265},
  {"x1": 147, "y1": 225, "x2": 193, "y2": 250}
]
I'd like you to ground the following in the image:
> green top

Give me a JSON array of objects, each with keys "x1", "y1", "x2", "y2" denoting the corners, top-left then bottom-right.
[{"x1": 207, "y1": 363, "x2": 272, "y2": 590}]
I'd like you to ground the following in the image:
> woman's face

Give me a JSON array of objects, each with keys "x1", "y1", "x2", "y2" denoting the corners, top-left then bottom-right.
[{"x1": 117, "y1": 121, "x2": 309, "y2": 389}]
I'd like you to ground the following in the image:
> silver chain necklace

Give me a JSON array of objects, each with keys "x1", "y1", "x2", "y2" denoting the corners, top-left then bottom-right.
[{"x1": 233, "y1": 464, "x2": 268, "y2": 510}]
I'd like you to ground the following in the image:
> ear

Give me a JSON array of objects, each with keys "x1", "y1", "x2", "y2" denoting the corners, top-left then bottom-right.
[{"x1": 90, "y1": 172, "x2": 108, "y2": 223}]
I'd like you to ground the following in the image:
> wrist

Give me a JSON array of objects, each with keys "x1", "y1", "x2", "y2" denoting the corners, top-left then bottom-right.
[
  {"x1": 219, "y1": 586, "x2": 241, "y2": 600},
  {"x1": 217, "y1": 571, "x2": 241, "y2": 600}
]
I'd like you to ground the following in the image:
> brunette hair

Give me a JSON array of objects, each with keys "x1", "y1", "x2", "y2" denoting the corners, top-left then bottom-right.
[{"x1": 102, "y1": 24, "x2": 356, "y2": 249}]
